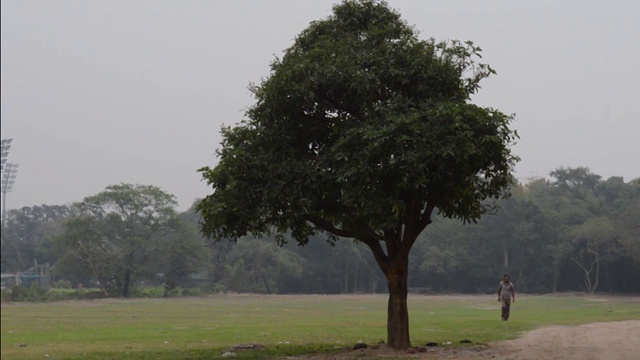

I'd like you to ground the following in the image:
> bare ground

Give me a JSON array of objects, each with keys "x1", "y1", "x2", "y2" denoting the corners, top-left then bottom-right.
[
  {"x1": 485, "y1": 320, "x2": 640, "y2": 360},
  {"x1": 290, "y1": 320, "x2": 640, "y2": 360}
]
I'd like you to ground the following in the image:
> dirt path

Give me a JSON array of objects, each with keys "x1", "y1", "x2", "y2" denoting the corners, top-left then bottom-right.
[
  {"x1": 295, "y1": 320, "x2": 640, "y2": 359},
  {"x1": 485, "y1": 320, "x2": 640, "y2": 360}
]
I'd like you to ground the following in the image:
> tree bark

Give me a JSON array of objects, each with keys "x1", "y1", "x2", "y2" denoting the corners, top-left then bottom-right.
[
  {"x1": 354, "y1": 259, "x2": 359, "y2": 293},
  {"x1": 97, "y1": 279, "x2": 110, "y2": 298},
  {"x1": 502, "y1": 239, "x2": 509, "y2": 269},
  {"x1": 122, "y1": 251, "x2": 136, "y2": 298},
  {"x1": 310, "y1": 207, "x2": 434, "y2": 351},
  {"x1": 572, "y1": 248, "x2": 600, "y2": 293},
  {"x1": 262, "y1": 274, "x2": 272, "y2": 294},
  {"x1": 385, "y1": 258, "x2": 410, "y2": 350},
  {"x1": 344, "y1": 261, "x2": 350, "y2": 293},
  {"x1": 123, "y1": 269, "x2": 132, "y2": 298},
  {"x1": 163, "y1": 280, "x2": 175, "y2": 298}
]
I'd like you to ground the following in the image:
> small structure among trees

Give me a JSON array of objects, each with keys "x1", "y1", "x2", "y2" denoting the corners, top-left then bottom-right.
[{"x1": 1, "y1": 262, "x2": 51, "y2": 290}]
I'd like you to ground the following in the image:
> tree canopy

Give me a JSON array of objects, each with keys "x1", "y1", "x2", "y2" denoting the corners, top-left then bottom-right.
[
  {"x1": 4, "y1": 168, "x2": 638, "y2": 299},
  {"x1": 55, "y1": 183, "x2": 182, "y2": 297},
  {"x1": 197, "y1": 0, "x2": 518, "y2": 349}
]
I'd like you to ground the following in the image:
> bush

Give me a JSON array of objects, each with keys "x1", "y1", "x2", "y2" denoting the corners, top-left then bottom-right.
[
  {"x1": 10, "y1": 284, "x2": 49, "y2": 302},
  {"x1": 198, "y1": 284, "x2": 215, "y2": 293},
  {"x1": 54, "y1": 280, "x2": 73, "y2": 289},
  {"x1": 0, "y1": 284, "x2": 207, "y2": 302},
  {"x1": 0, "y1": 289, "x2": 10, "y2": 302},
  {"x1": 213, "y1": 282, "x2": 227, "y2": 293},
  {"x1": 128, "y1": 286, "x2": 165, "y2": 298},
  {"x1": 181, "y1": 288, "x2": 201, "y2": 296}
]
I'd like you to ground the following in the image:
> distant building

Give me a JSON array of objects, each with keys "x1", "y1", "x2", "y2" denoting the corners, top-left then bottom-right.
[{"x1": 1, "y1": 272, "x2": 51, "y2": 290}]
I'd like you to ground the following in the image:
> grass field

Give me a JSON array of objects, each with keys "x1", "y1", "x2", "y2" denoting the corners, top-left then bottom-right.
[{"x1": 2, "y1": 293, "x2": 639, "y2": 359}]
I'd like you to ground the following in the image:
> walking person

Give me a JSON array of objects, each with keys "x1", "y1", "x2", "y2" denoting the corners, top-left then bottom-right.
[{"x1": 498, "y1": 274, "x2": 515, "y2": 321}]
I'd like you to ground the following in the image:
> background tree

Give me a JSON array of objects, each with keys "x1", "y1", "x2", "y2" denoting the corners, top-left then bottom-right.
[
  {"x1": 2, "y1": 169, "x2": 635, "y2": 296},
  {"x1": 55, "y1": 215, "x2": 121, "y2": 296},
  {"x1": 222, "y1": 238, "x2": 307, "y2": 293},
  {"x1": 1, "y1": 204, "x2": 70, "y2": 273},
  {"x1": 566, "y1": 217, "x2": 618, "y2": 293},
  {"x1": 608, "y1": 197, "x2": 640, "y2": 291},
  {"x1": 55, "y1": 184, "x2": 179, "y2": 297},
  {"x1": 157, "y1": 216, "x2": 208, "y2": 297},
  {"x1": 285, "y1": 234, "x2": 385, "y2": 294},
  {"x1": 410, "y1": 217, "x2": 485, "y2": 293},
  {"x1": 480, "y1": 192, "x2": 548, "y2": 292},
  {"x1": 197, "y1": 0, "x2": 517, "y2": 349}
]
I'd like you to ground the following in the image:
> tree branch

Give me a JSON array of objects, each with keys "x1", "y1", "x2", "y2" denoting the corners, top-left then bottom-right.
[
  {"x1": 391, "y1": 201, "x2": 436, "y2": 266},
  {"x1": 305, "y1": 214, "x2": 391, "y2": 273},
  {"x1": 419, "y1": 202, "x2": 436, "y2": 231},
  {"x1": 359, "y1": 236, "x2": 391, "y2": 274},
  {"x1": 303, "y1": 214, "x2": 354, "y2": 238}
]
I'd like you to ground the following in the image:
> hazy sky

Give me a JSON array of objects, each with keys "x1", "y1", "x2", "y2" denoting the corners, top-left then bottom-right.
[{"x1": 2, "y1": 0, "x2": 639, "y2": 211}]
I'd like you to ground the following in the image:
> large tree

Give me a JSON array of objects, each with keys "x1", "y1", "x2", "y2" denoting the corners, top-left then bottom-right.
[
  {"x1": 198, "y1": 0, "x2": 517, "y2": 349},
  {"x1": 55, "y1": 183, "x2": 179, "y2": 297}
]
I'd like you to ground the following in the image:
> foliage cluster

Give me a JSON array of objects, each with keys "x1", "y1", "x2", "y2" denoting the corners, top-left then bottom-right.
[
  {"x1": 1, "y1": 168, "x2": 638, "y2": 301},
  {"x1": 1, "y1": 183, "x2": 208, "y2": 300},
  {"x1": 0, "y1": 286, "x2": 208, "y2": 303},
  {"x1": 411, "y1": 168, "x2": 639, "y2": 294},
  {"x1": 199, "y1": 167, "x2": 639, "y2": 295}
]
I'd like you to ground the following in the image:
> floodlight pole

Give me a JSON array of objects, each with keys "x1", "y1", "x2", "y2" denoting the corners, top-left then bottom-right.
[
  {"x1": 1, "y1": 139, "x2": 13, "y2": 230},
  {"x1": 0, "y1": 138, "x2": 12, "y2": 173},
  {"x1": 1, "y1": 162, "x2": 19, "y2": 230}
]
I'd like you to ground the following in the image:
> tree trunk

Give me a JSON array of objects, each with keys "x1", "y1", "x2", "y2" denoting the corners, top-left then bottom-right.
[
  {"x1": 123, "y1": 269, "x2": 132, "y2": 298},
  {"x1": 572, "y1": 248, "x2": 600, "y2": 293},
  {"x1": 502, "y1": 239, "x2": 509, "y2": 270},
  {"x1": 590, "y1": 248, "x2": 600, "y2": 293},
  {"x1": 344, "y1": 261, "x2": 350, "y2": 293},
  {"x1": 122, "y1": 252, "x2": 135, "y2": 298},
  {"x1": 163, "y1": 280, "x2": 175, "y2": 298},
  {"x1": 386, "y1": 259, "x2": 410, "y2": 350},
  {"x1": 354, "y1": 260, "x2": 359, "y2": 293},
  {"x1": 97, "y1": 279, "x2": 110, "y2": 298},
  {"x1": 262, "y1": 274, "x2": 272, "y2": 294},
  {"x1": 552, "y1": 258, "x2": 561, "y2": 292}
]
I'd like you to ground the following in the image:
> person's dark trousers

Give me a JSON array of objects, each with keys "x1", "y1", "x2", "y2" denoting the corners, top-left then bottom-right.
[{"x1": 501, "y1": 298, "x2": 511, "y2": 320}]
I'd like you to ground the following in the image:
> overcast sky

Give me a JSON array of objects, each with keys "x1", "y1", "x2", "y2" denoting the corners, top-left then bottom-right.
[{"x1": 1, "y1": 0, "x2": 638, "y2": 212}]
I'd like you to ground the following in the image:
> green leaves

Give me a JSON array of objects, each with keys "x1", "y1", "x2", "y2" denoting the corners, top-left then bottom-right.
[
  {"x1": 198, "y1": 0, "x2": 518, "y2": 254},
  {"x1": 55, "y1": 183, "x2": 181, "y2": 297}
]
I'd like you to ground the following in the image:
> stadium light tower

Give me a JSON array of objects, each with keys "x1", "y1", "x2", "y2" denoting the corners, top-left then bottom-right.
[
  {"x1": 1, "y1": 162, "x2": 19, "y2": 230},
  {"x1": 1, "y1": 138, "x2": 12, "y2": 173}
]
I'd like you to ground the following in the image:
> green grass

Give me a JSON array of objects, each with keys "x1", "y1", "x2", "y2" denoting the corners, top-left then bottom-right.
[{"x1": 1, "y1": 294, "x2": 639, "y2": 359}]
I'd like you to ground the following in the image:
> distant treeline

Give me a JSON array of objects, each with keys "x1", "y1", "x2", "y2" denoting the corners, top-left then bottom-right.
[{"x1": 1, "y1": 167, "x2": 638, "y2": 296}]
